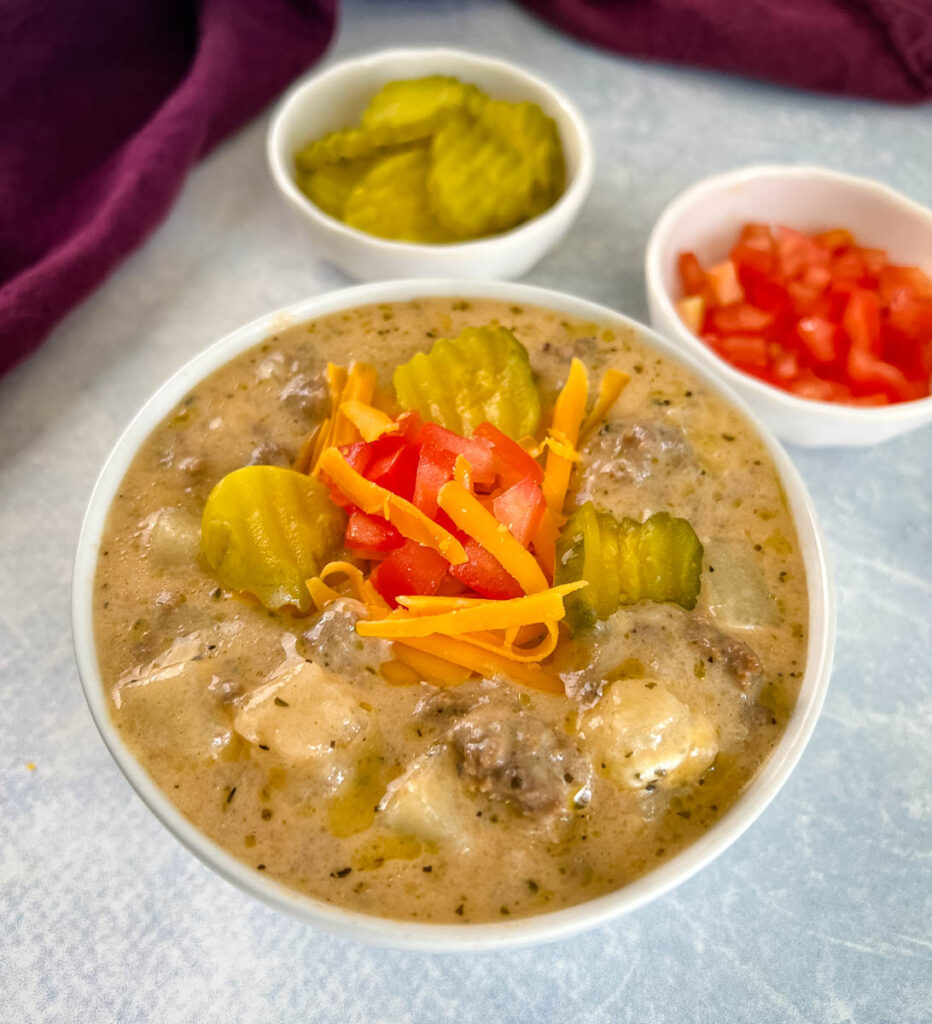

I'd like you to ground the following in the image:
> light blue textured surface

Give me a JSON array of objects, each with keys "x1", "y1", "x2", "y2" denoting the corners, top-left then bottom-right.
[{"x1": 1, "y1": 2, "x2": 930, "y2": 1021}]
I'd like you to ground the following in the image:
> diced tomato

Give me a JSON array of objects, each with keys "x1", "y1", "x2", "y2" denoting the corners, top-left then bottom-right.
[
  {"x1": 366, "y1": 440, "x2": 420, "y2": 500},
  {"x1": 712, "y1": 334, "x2": 769, "y2": 369},
  {"x1": 344, "y1": 508, "x2": 402, "y2": 554},
  {"x1": 880, "y1": 264, "x2": 932, "y2": 303},
  {"x1": 814, "y1": 228, "x2": 856, "y2": 253},
  {"x1": 491, "y1": 475, "x2": 547, "y2": 547},
  {"x1": 369, "y1": 540, "x2": 450, "y2": 606},
  {"x1": 842, "y1": 290, "x2": 882, "y2": 355},
  {"x1": 776, "y1": 227, "x2": 830, "y2": 281},
  {"x1": 473, "y1": 421, "x2": 544, "y2": 486},
  {"x1": 416, "y1": 423, "x2": 496, "y2": 485},
  {"x1": 795, "y1": 317, "x2": 840, "y2": 364},
  {"x1": 449, "y1": 538, "x2": 523, "y2": 600},
  {"x1": 413, "y1": 444, "x2": 457, "y2": 516},
  {"x1": 771, "y1": 348, "x2": 800, "y2": 382},
  {"x1": 846, "y1": 347, "x2": 916, "y2": 402},
  {"x1": 706, "y1": 261, "x2": 745, "y2": 306},
  {"x1": 678, "y1": 252, "x2": 707, "y2": 296},
  {"x1": 738, "y1": 265, "x2": 792, "y2": 318},
  {"x1": 677, "y1": 223, "x2": 930, "y2": 407},
  {"x1": 676, "y1": 296, "x2": 705, "y2": 334},
  {"x1": 341, "y1": 441, "x2": 373, "y2": 476},
  {"x1": 831, "y1": 249, "x2": 872, "y2": 290},
  {"x1": 730, "y1": 223, "x2": 775, "y2": 277},
  {"x1": 708, "y1": 303, "x2": 774, "y2": 335}
]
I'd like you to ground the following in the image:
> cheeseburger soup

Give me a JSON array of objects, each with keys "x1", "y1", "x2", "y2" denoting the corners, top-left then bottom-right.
[{"x1": 94, "y1": 298, "x2": 807, "y2": 923}]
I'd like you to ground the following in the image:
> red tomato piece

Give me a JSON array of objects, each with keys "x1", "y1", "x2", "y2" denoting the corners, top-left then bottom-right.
[
  {"x1": 776, "y1": 227, "x2": 830, "y2": 281},
  {"x1": 712, "y1": 334, "x2": 769, "y2": 369},
  {"x1": 491, "y1": 475, "x2": 547, "y2": 547},
  {"x1": 449, "y1": 538, "x2": 523, "y2": 600},
  {"x1": 842, "y1": 290, "x2": 882, "y2": 355},
  {"x1": 708, "y1": 303, "x2": 775, "y2": 335},
  {"x1": 795, "y1": 317, "x2": 841, "y2": 364},
  {"x1": 814, "y1": 229, "x2": 856, "y2": 253},
  {"x1": 413, "y1": 444, "x2": 457, "y2": 517},
  {"x1": 344, "y1": 508, "x2": 403, "y2": 554},
  {"x1": 416, "y1": 423, "x2": 496, "y2": 485},
  {"x1": 730, "y1": 223, "x2": 775, "y2": 277},
  {"x1": 369, "y1": 540, "x2": 450, "y2": 607},
  {"x1": 770, "y1": 348, "x2": 800, "y2": 382},
  {"x1": 473, "y1": 421, "x2": 544, "y2": 486},
  {"x1": 678, "y1": 252, "x2": 707, "y2": 296},
  {"x1": 846, "y1": 347, "x2": 915, "y2": 402},
  {"x1": 366, "y1": 440, "x2": 420, "y2": 500},
  {"x1": 706, "y1": 261, "x2": 745, "y2": 306}
]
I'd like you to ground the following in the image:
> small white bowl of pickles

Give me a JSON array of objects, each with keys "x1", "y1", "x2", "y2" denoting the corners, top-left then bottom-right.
[{"x1": 267, "y1": 48, "x2": 594, "y2": 281}]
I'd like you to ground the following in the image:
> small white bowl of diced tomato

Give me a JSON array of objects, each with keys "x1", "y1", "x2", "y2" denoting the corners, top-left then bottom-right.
[{"x1": 645, "y1": 165, "x2": 932, "y2": 447}]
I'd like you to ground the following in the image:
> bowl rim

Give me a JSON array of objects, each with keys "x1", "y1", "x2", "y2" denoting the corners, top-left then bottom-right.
[
  {"x1": 266, "y1": 46, "x2": 594, "y2": 255},
  {"x1": 644, "y1": 162, "x2": 932, "y2": 424},
  {"x1": 72, "y1": 279, "x2": 835, "y2": 952}
]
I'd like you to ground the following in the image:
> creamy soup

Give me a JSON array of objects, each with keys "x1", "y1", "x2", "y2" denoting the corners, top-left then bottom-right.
[{"x1": 94, "y1": 298, "x2": 808, "y2": 923}]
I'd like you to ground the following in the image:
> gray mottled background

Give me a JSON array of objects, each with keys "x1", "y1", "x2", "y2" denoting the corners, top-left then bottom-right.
[{"x1": 1, "y1": 2, "x2": 930, "y2": 1021}]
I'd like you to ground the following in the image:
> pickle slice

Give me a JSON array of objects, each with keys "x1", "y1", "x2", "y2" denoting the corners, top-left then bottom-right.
[
  {"x1": 201, "y1": 466, "x2": 344, "y2": 613},
  {"x1": 295, "y1": 128, "x2": 387, "y2": 173},
  {"x1": 361, "y1": 76, "x2": 484, "y2": 144},
  {"x1": 344, "y1": 149, "x2": 455, "y2": 243},
  {"x1": 392, "y1": 325, "x2": 541, "y2": 440},
  {"x1": 296, "y1": 156, "x2": 376, "y2": 220},
  {"x1": 556, "y1": 503, "x2": 703, "y2": 630},
  {"x1": 428, "y1": 101, "x2": 563, "y2": 239}
]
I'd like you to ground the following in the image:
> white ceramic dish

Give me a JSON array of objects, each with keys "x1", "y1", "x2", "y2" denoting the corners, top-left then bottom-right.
[
  {"x1": 645, "y1": 164, "x2": 932, "y2": 447},
  {"x1": 73, "y1": 280, "x2": 835, "y2": 951},
  {"x1": 266, "y1": 48, "x2": 593, "y2": 282}
]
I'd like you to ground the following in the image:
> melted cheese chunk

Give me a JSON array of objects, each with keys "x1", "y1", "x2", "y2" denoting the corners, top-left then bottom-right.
[{"x1": 580, "y1": 679, "x2": 717, "y2": 790}]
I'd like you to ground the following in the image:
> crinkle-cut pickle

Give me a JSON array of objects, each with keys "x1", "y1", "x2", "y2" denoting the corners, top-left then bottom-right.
[
  {"x1": 429, "y1": 102, "x2": 563, "y2": 239},
  {"x1": 296, "y1": 156, "x2": 376, "y2": 220},
  {"x1": 200, "y1": 466, "x2": 343, "y2": 613},
  {"x1": 361, "y1": 75, "x2": 484, "y2": 144},
  {"x1": 292, "y1": 75, "x2": 565, "y2": 242},
  {"x1": 343, "y1": 149, "x2": 455, "y2": 243},
  {"x1": 392, "y1": 325, "x2": 541, "y2": 440},
  {"x1": 555, "y1": 502, "x2": 703, "y2": 630}
]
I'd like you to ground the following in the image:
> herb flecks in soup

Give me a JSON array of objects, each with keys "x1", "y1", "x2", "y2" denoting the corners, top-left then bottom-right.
[{"x1": 95, "y1": 299, "x2": 807, "y2": 923}]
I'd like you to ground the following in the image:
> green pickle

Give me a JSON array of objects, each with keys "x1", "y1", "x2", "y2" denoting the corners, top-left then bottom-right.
[
  {"x1": 292, "y1": 76, "x2": 565, "y2": 242},
  {"x1": 556, "y1": 502, "x2": 703, "y2": 630},
  {"x1": 361, "y1": 76, "x2": 484, "y2": 144},
  {"x1": 343, "y1": 149, "x2": 455, "y2": 243},
  {"x1": 200, "y1": 466, "x2": 343, "y2": 613},
  {"x1": 392, "y1": 324, "x2": 541, "y2": 440}
]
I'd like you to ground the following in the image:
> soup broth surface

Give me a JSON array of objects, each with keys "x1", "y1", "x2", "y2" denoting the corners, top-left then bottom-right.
[{"x1": 95, "y1": 298, "x2": 808, "y2": 923}]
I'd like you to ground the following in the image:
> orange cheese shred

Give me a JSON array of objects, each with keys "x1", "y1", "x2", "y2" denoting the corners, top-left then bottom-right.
[
  {"x1": 460, "y1": 621, "x2": 560, "y2": 663},
  {"x1": 541, "y1": 357, "x2": 588, "y2": 523},
  {"x1": 331, "y1": 362, "x2": 379, "y2": 447},
  {"x1": 580, "y1": 368, "x2": 630, "y2": 442},
  {"x1": 392, "y1": 644, "x2": 474, "y2": 686},
  {"x1": 339, "y1": 400, "x2": 399, "y2": 442},
  {"x1": 356, "y1": 582, "x2": 586, "y2": 640},
  {"x1": 530, "y1": 507, "x2": 560, "y2": 580},
  {"x1": 318, "y1": 448, "x2": 467, "y2": 565},
  {"x1": 394, "y1": 635, "x2": 564, "y2": 694},
  {"x1": 437, "y1": 480, "x2": 549, "y2": 594}
]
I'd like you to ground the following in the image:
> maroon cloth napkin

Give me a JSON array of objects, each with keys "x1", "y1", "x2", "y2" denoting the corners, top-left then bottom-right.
[
  {"x1": 0, "y1": 0, "x2": 336, "y2": 376},
  {"x1": 518, "y1": 0, "x2": 932, "y2": 103}
]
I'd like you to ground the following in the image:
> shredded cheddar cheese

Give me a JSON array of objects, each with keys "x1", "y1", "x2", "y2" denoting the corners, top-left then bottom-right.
[
  {"x1": 395, "y1": 635, "x2": 564, "y2": 694},
  {"x1": 437, "y1": 480, "x2": 549, "y2": 594},
  {"x1": 319, "y1": 448, "x2": 468, "y2": 565},
  {"x1": 357, "y1": 582, "x2": 585, "y2": 639},
  {"x1": 541, "y1": 358, "x2": 588, "y2": 522},
  {"x1": 339, "y1": 400, "x2": 399, "y2": 442},
  {"x1": 580, "y1": 368, "x2": 630, "y2": 442}
]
